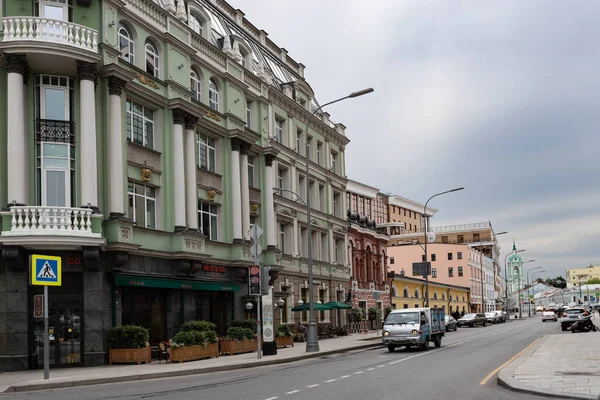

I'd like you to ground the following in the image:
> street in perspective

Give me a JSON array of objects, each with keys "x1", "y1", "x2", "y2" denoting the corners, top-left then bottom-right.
[{"x1": 0, "y1": 0, "x2": 598, "y2": 399}]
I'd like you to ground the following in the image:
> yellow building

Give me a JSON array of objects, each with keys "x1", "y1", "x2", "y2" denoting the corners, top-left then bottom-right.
[
  {"x1": 389, "y1": 273, "x2": 470, "y2": 316},
  {"x1": 566, "y1": 265, "x2": 600, "y2": 288}
]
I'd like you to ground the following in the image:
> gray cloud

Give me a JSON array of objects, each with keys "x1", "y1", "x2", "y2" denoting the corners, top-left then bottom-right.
[{"x1": 229, "y1": 0, "x2": 600, "y2": 278}]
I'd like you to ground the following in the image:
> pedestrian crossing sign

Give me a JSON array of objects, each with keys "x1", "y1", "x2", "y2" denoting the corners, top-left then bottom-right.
[{"x1": 30, "y1": 255, "x2": 62, "y2": 286}]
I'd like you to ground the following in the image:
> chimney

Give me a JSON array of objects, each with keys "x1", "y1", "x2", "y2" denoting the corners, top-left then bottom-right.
[
  {"x1": 283, "y1": 85, "x2": 293, "y2": 99},
  {"x1": 335, "y1": 123, "x2": 346, "y2": 135},
  {"x1": 298, "y1": 63, "x2": 305, "y2": 78},
  {"x1": 259, "y1": 30, "x2": 268, "y2": 46},
  {"x1": 235, "y1": 9, "x2": 244, "y2": 26},
  {"x1": 321, "y1": 112, "x2": 330, "y2": 125},
  {"x1": 280, "y1": 48, "x2": 288, "y2": 62}
]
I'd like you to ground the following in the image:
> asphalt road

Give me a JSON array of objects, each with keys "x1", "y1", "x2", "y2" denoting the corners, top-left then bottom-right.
[{"x1": 3, "y1": 315, "x2": 566, "y2": 400}]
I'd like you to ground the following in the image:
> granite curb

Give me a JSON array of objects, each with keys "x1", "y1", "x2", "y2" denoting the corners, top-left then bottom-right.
[
  {"x1": 4, "y1": 341, "x2": 383, "y2": 393},
  {"x1": 497, "y1": 336, "x2": 598, "y2": 400}
]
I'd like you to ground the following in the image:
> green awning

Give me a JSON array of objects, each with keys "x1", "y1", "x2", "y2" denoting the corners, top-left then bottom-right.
[
  {"x1": 325, "y1": 301, "x2": 352, "y2": 309},
  {"x1": 115, "y1": 275, "x2": 240, "y2": 292},
  {"x1": 291, "y1": 303, "x2": 333, "y2": 311}
]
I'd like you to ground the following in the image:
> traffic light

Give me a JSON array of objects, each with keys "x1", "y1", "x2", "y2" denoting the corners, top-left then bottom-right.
[
  {"x1": 249, "y1": 265, "x2": 260, "y2": 295},
  {"x1": 261, "y1": 266, "x2": 271, "y2": 295},
  {"x1": 268, "y1": 269, "x2": 279, "y2": 286}
]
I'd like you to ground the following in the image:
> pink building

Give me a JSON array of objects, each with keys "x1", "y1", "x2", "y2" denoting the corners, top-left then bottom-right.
[{"x1": 387, "y1": 243, "x2": 487, "y2": 312}]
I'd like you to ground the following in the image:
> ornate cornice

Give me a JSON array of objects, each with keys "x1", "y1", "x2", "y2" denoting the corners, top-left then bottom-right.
[
  {"x1": 108, "y1": 77, "x2": 127, "y2": 96},
  {"x1": 240, "y1": 141, "x2": 252, "y2": 155},
  {"x1": 76, "y1": 61, "x2": 98, "y2": 82},
  {"x1": 172, "y1": 108, "x2": 186, "y2": 125},
  {"x1": 5, "y1": 54, "x2": 28, "y2": 76},
  {"x1": 265, "y1": 154, "x2": 276, "y2": 167}
]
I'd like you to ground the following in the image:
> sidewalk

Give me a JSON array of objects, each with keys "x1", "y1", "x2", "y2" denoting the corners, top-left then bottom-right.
[
  {"x1": 0, "y1": 333, "x2": 382, "y2": 393},
  {"x1": 498, "y1": 333, "x2": 600, "y2": 399}
]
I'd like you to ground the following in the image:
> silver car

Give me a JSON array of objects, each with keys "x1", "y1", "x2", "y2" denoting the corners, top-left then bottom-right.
[{"x1": 560, "y1": 307, "x2": 587, "y2": 331}]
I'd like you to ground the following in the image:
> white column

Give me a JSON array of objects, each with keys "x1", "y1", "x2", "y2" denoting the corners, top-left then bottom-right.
[
  {"x1": 173, "y1": 109, "x2": 186, "y2": 230},
  {"x1": 77, "y1": 61, "x2": 98, "y2": 209},
  {"x1": 107, "y1": 77, "x2": 127, "y2": 217},
  {"x1": 231, "y1": 138, "x2": 243, "y2": 241},
  {"x1": 6, "y1": 54, "x2": 28, "y2": 205},
  {"x1": 264, "y1": 154, "x2": 277, "y2": 248},
  {"x1": 240, "y1": 142, "x2": 251, "y2": 241},
  {"x1": 184, "y1": 115, "x2": 199, "y2": 230}
]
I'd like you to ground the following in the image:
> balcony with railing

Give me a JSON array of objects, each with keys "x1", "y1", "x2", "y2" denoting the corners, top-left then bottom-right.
[
  {"x1": 1, "y1": 206, "x2": 103, "y2": 240},
  {"x1": 1, "y1": 18, "x2": 98, "y2": 52}
]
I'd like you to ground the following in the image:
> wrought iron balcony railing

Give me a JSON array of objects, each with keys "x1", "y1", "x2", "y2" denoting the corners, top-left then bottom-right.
[{"x1": 35, "y1": 119, "x2": 75, "y2": 144}]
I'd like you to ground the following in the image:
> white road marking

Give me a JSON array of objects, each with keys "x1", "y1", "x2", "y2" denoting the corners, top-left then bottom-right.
[
  {"x1": 285, "y1": 390, "x2": 300, "y2": 395},
  {"x1": 367, "y1": 368, "x2": 375, "y2": 371},
  {"x1": 307, "y1": 384, "x2": 320, "y2": 388},
  {"x1": 378, "y1": 364, "x2": 386, "y2": 368},
  {"x1": 340, "y1": 375, "x2": 351, "y2": 379},
  {"x1": 265, "y1": 397, "x2": 279, "y2": 400},
  {"x1": 325, "y1": 379, "x2": 337, "y2": 383},
  {"x1": 354, "y1": 371, "x2": 364, "y2": 374}
]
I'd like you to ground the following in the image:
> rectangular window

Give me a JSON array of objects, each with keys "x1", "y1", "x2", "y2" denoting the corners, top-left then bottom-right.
[
  {"x1": 448, "y1": 252, "x2": 453, "y2": 260},
  {"x1": 422, "y1": 254, "x2": 426, "y2": 262},
  {"x1": 333, "y1": 192, "x2": 341, "y2": 218},
  {"x1": 458, "y1": 266, "x2": 464, "y2": 277},
  {"x1": 331, "y1": 151, "x2": 337, "y2": 172},
  {"x1": 316, "y1": 141, "x2": 323, "y2": 166},
  {"x1": 442, "y1": 236, "x2": 448, "y2": 243},
  {"x1": 198, "y1": 134, "x2": 216, "y2": 172},
  {"x1": 432, "y1": 254, "x2": 436, "y2": 262},
  {"x1": 275, "y1": 119, "x2": 283, "y2": 143},
  {"x1": 307, "y1": 137, "x2": 313, "y2": 161},
  {"x1": 296, "y1": 129, "x2": 302, "y2": 153},
  {"x1": 473, "y1": 233, "x2": 480, "y2": 241},
  {"x1": 432, "y1": 268, "x2": 437, "y2": 278},
  {"x1": 246, "y1": 100, "x2": 253, "y2": 129},
  {"x1": 128, "y1": 181, "x2": 156, "y2": 228},
  {"x1": 448, "y1": 267, "x2": 454, "y2": 277},
  {"x1": 279, "y1": 223, "x2": 286, "y2": 254},
  {"x1": 457, "y1": 252, "x2": 463, "y2": 260},
  {"x1": 247, "y1": 156, "x2": 255, "y2": 187},
  {"x1": 198, "y1": 201, "x2": 218, "y2": 241},
  {"x1": 457, "y1": 235, "x2": 464, "y2": 242},
  {"x1": 404, "y1": 304, "x2": 409, "y2": 309},
  {"x1": 126, "y1": 100, "x2": 154, "y2": 148},
  {"x1": 319, "y1": 184, "x2": 325, "y2": 211},
  {"x1": 320, "y1": 232, "x2": 328, "y2": 261}
]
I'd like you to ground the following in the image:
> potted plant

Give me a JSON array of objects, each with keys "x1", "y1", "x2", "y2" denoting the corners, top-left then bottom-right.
[
  {"x1": 108, "y1": 325, "x2": 151, "y2": 365},
  {"x1": 169, "y1": 320, "x2": 219, "y2": 363},
  {"x1": 220, "y1": 326, "x2": 256, "y2": 355},
  {"x1": 275, "y1": 325, "x2": 294, "y2": 348}
]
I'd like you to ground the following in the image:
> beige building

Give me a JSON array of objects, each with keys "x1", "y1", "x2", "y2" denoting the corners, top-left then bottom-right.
[
  {"x1": 386, "y1": 195, "x2": 437, "y2": 236},
  {"x1": 566, "y1": 265, "x2": 600, "y2": 288}
]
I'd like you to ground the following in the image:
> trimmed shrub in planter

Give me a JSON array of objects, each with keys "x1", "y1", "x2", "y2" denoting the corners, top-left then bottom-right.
[
  {"x1": 170, "y1": 329, "x2": 219, "y2": 363},
  {"x1": 180, "y1": 320, "x2": 217, "y2": 333},
  {"x1": 220, "y1": 326, "x2": 256, "y2": 355},
  {"x1": 275, "y1": 325, "x2": 294, "y2": 348},
  {"x1": 108, "y1": 325, "x2": 151, "y2": 365},
  {"x1": 230, "y1": 319, "x2": 257, "y2": 333}
]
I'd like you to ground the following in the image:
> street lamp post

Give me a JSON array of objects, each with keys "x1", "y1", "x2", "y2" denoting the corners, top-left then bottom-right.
[
  {"x1": 303, "y1": 88, "x2": 374, "y2": 353},
  {"x1": 504, "y1": 249, "x2": 525, "y2": 317},
  {"x1": 517, "y1": 260, "x2": 535, "y2": 319},
  {"x1": 530, "y1": 270, "x2": 545, "y2": 314},
  {"x1": 423, "y1": 187, "x2": 464, "y2": 307},
  {"x1": 526, "y1": 266, "x2": 543, "y2": 316}
]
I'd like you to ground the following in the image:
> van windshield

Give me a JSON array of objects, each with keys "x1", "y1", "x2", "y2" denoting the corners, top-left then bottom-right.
[{"x1": 386, "y1": 312, "x2": 419, "y2": 324}]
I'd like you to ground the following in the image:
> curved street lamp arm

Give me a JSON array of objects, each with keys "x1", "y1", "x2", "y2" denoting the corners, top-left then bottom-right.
[{"x1": 273, "y1": 187, "x2": 306, "y2": 206}]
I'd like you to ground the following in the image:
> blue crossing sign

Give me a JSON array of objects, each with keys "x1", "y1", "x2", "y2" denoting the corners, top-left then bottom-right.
[{"x1": 30, "y1": 255, "x2": 62, "y2": 286}]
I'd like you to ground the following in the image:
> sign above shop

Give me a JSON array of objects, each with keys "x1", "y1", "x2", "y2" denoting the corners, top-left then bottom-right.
[
  {"x1": 203, "y1": 265, "x2": 226, "y2": 273},
  {"x1": 115, "y1": 275, "x2": 240, "y2": 292}
]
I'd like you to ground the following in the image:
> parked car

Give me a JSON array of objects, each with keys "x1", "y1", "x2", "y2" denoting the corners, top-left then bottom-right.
[
  {"x1": 457, "y1": 313, "x2": 487, "y2": 327},
  {"x1": 560, "y1": 307, "x2": 587, "y2": 331},
  {"x1": 498, "y1": 310, "x2": 507, "y2": 322},
  {"x1": 444, "y1": 315, "x2": 457, "y2": 332},
  {"x1": 536, "y1": 306, "x2": 544, "y2": 313},
  {"x1": 541, "y1": 311, "x2": 558, "y2": 322},
  {"x1": 485, "y1": 312, "x2": 501, "y2": 324}
]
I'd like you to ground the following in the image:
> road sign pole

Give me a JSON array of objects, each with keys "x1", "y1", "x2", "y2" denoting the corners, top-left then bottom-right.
[{"x1": 43, "y1": 285, "x2": 49, "y2": 380}]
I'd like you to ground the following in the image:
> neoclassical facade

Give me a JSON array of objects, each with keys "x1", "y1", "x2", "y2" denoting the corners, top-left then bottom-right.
[{"x1": 0, "y1": 0, "x2": 350, "y2": 371}]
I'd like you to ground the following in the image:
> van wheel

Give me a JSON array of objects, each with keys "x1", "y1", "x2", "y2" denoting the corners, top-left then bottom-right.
[
  {"x1": 422, "y1": 338, "x2": 430, "y2": 351},
  {"x1": 483, "y1": 321, "x2": 487, "y2": 327},
  {"x1": 434, "y1": 337, "x2": 441, "y2": 348},
  {"x1": 388, "y1": 345, "x2": 396, "y2": 352}
]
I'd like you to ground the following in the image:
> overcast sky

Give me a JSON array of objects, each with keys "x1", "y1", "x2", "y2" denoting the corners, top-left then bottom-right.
[{"x1": 229, "y1": 0, "x2": 600, "y2": 279}]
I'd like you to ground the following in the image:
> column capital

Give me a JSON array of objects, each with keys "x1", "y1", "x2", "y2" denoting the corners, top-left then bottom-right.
[
  {"x1": 76, "y1": 61, "x2": 98, "y2": 82},
  {"x1": 240, "y1": 141, "x2": 252, "y2": 155},
  {"x1": 173, "y1": 108, "x2": 186, "y2": 125},
  {"x1": 231, "y1": 137, "x2": 245, "y2": 152},
  {"x1": 184, "y1": 114, "x2": 199, "y2": 130},
  {"x1": 265, "y1": 154, "x2": 276, "y2": 167},
  {"x1": 5, "y1": 54, "x2": 28, "y2": 76},
  {"x1": 108, "y1": 77, "x2": 127, "y2": 96}
]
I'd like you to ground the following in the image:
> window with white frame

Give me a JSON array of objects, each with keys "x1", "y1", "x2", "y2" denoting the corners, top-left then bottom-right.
[
  {"x1": 145, "y1": 40, "x2": 159, "y2": 78},
  {"x1": 198, "y1": 201, "x2": 218, "y2": 240},
  {"x1": 316, "y1": 141, "x2": 323, "y2": 166},
  {"x1": 278, "y1": 223, "x2": 287, "y2": 254},
  {"x1": 300, "y1": 227, "x2": 308, "y2": 257},
  {"x1": 335, "y1": 238, "x2": 345, "y2": 264},
  {"x1": 240, "y1": 49, "x2": 248, "y2": 69},
  {"x1": 320, "y1": 232, "x2": 328, "y2": 261},
  {"x1": 118, "y1": 24, "x2": 134, "y2": 64},
  {"x1": 333, "y1": 191, "x2": 341, "y2": 218},
  {"x1": 208, "y1": 78, "x2": 219, "y2": 111},
  {"x1": 246, "y1": 100, "x2": 253, "y2": 129},
  {"x1": 331, "y1": 151, "x2": 337, "y2": 172},
  {"x1": 188, "y1": 12, "x2": 204, "y2": 36},
  {"x1": 318, "y1": 184, "x2": 326, "y2": 212},
  {"x1": 126, "y1": 100, "x2": 154, "y2": 148},
  {"x1": 190, "y1": 69, "x2": 201, "y2": 101},
  {"x1": 247, "y1": 156, "x2": 255, "y2": 187},
  {"x1": 197, "y1": 134, "x2": 216, "y2": 172},
  {"x1": 128, "y1": 181, "x2": 156, "y2": 228},
  {"x1": 307, "y1": 136, "x2": 313, "y2": 161},
  {"x1": 274, "y1": 118, "x2": 284, "y2": 143},
  {"x1": 296, "y1": 129, "x2": 302, "y2": 152},
  {"x1": 298, "y1": 174, "x2": 306, "y2": 201}
]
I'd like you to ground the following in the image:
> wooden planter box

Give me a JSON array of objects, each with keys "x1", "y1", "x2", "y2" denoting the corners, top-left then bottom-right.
[
  {"x1": 276, "y1": 336, "x2": 294, "y2": 348},
  {"x1": 220, "y1": 338, "x2": 257, "y2": 355},
  {"x1": 109, "y1": 347, "x2": 151, "y2": 365},
  {"x1": 170, "y1": 343, "x2": 219, "y2": 363}
]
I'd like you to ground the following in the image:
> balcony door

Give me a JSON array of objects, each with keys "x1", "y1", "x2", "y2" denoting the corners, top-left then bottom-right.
[
  {"x1": 36, "y1": 75, "x2": 74, "y2": 208},
  {"x1": 40, "y1": 1, "x2": 68, "y2": 21}
]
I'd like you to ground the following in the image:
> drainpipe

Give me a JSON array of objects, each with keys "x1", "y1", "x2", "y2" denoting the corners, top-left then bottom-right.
[
  {"x1": 422, "y1": 284, "x2": 426, "y2": 307},
  {"x1": 447, "y1": 288, "x2": 451, "y2": 313}
]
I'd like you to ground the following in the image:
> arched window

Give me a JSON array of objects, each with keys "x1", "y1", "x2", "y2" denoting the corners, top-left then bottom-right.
[
  {"x1": 414, "y1": 288, "x2": 420, "y2": 299},
  {"x1": 433, "y1": 291, "x2": 438, "y2": 300},
  {"x1": 209, "y1": 78, "x2": 219, "y2": 111},
  {"x1": 442, "y1": 292, "x2": 446, "y2": 301},
  {"x1": 403, "y1": 287, "x2": 409, "y2": 298},
  {"x1": 190, "y1": 69, "x2": 201, "y2": 101},
  {"x1": 189, "y1": 13, "x2": 204, "y2": 36},
  {"x1": 118, "y1": 23, "x2": 134, "y2": 64},
  {"x1": 240, "y1": 49, "x2": 248, "y2": 69},
  {"x1": 391, "y1": 286, "x2": 398, "y2": 297},
  {"x1": 145, "y1": 40, "x2": 159, "y2": 78}
]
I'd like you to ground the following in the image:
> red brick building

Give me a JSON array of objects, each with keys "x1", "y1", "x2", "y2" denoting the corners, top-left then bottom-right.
[{"x1": 346, "y1": 180, "x2": 396, "y2": 312}]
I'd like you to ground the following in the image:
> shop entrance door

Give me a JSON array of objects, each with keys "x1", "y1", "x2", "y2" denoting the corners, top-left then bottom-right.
[{"x1": 34, "y1": 295, "x2": 82, "y2": 367}]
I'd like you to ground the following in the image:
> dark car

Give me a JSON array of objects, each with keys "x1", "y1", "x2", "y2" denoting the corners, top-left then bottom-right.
[
  {"x1": 457, "y1": 313, "x2": 487, "y2": 327},
  {"x1": 445, "y1": 315, "x2": 457, "y2": 331}
]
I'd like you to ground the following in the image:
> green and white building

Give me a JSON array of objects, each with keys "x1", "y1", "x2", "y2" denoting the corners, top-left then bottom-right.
[{"x1": 0, "y1": 0, "x2": 350, "y2": 371}]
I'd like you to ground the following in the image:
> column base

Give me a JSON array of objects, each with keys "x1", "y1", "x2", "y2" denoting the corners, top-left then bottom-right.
[
  {"x1": 174, "y1": 225, "x2": 187, "y2": 233},
  {"x1": 108, "y1": 212, "x2": 125, "y2": 220},
  {"x1": 232, "y1": 238, "x2": 244, "y2": 244},
  {"x1": 81, "y1": 204, "x2": 100, "y2": 214}
]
